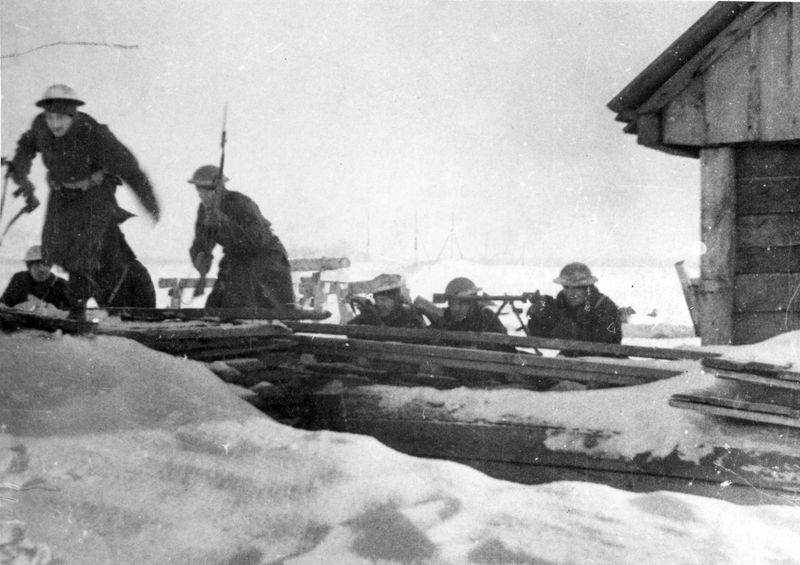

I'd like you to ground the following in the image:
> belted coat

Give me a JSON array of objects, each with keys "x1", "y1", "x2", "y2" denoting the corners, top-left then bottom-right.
[{"x1": 11, "y1": 112, "x2": 159, "y2": 274}]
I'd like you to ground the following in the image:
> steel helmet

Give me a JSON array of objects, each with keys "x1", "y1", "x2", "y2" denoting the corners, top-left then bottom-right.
[
  {"x1": 23, "y1": 245, "x2": 43, "y2": 262},
  {"x1": 187, "y1": 165, "x2": 228, "y2": 187},
  {"x1": 370, "y1": 273, "x2": 404, "y2": 295},
  {"x1": 444, "y1": 277, "x2": 480, "y2": 298},
  {"x1": 36, "y1": 84, "x2": 85, "y2": 108},
  {"x1": 553, "y1": 262, "x2": 598, "y2": 287}
]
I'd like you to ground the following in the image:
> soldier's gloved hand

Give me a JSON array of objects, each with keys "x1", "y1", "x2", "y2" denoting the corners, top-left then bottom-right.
[
  {"x1": 349, "y1": 295, "x2": 373, "y2": 308},
  {"x1": 527, "y1": 294, "x2": 555, "y2": 318},
  {"x1": 12, "y1": 178, "x2": 35, "y2": 199},
  {"x1": 141, "y1": 192, "x2": 160, "y2": 223},
  {"x1": 193, "y1": 251, "x2": 212, "y2": 275},
  {"x1": 23, "y1": 193, "x2": 40, "y2": 212}
]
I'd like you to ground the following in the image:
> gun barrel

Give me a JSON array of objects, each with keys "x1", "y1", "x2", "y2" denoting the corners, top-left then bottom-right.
[{"x1": 431, "y1": 293, "x2": 539, "y2": 304}]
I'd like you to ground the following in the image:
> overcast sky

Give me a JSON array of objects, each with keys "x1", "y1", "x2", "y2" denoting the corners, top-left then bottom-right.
[{"x1": 1, "y1": 0, "x2": 714, "y2": 267}]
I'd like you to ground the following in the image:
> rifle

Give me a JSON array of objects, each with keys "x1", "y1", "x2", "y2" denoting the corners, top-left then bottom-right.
[{"x1": 194, "y1": 103, "x2": 228, "y2": 298}]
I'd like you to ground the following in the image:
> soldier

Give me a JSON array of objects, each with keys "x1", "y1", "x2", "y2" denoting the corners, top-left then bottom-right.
[
  {"x1": 527, "y1": 262, "x2": 622, "y2": 355},
  {"x1": 347, "y1": 274, "x2": 424, "y2": 328},
  {"x1": 0, "y1": 245, "x2": 73, "y2": 311},
  {"x1": 430, "y1": 277, "x2": 507, "y2": 333},
  {"x1": 93, "y1": 226, "x2": 156, "y2": 308},
  {"x1": 188, "y1": 165, "x2": 295, "y2": 309},
  {"x1": 8, "y1": 84, "x2": 160, "y2": 318}
]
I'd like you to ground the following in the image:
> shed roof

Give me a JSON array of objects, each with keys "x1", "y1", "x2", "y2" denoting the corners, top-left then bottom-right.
[{"x1": 608, "y1": 2, "x2": 751, "y2": 126}]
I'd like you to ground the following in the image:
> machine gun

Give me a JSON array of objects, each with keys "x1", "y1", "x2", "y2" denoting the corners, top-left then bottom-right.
[{"x1": 423, "y1": 291, "x2": 542, "y2": 336}]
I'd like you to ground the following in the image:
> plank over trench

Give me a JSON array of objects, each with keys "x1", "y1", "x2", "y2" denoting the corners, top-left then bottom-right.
[
  {"x1": 310, "y1": 389, "x2": 800, "y2": 505},
  {"x1": 294, "y1": 335, "x2": 685, "y2": 387},
  {"x1": 286, "y1": 322, "x2": 713, "y2": 361}
]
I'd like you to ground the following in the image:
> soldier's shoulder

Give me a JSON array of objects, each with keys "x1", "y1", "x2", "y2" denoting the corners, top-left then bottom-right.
[
  {"x1": 74, "y1": 112, "x2": 107, "y2": 134},
  {"x1": 593, "y1": 291, "x2": 619, "y2": 312},
  {"x1": 8, "y1": 270, "x2": 29, "y2": 283},
  {"x1": 223, "y1": 190, "x2": 256, "y2": 206}
]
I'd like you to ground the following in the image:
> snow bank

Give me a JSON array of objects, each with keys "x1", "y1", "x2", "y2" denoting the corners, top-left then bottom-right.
[
  {"x1": 360, "y1": 331, "x2": 800, "y2": 463},
  {"x1": 2, "y1": 329, "x2": 800, "y2": 563}
]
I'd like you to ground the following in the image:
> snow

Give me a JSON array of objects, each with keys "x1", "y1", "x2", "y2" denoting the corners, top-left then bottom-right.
[{"x1": 3, "y1": 317, "x2": 800, "y2": 562}]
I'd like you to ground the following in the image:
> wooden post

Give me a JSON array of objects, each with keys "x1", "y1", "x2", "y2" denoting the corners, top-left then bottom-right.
[{"x1": 698, "y1": 147, "x2": 736, "y2": 344}]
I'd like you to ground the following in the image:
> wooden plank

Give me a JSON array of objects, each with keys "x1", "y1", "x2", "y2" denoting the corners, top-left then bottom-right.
[
  {"x1": 735, "y1": 245, "x2": 800, "y2": 274},
  {"x1": 736, "y1": 145, "x2": 800, "y2": 178},
  {"x1": 734, "y1": 273, "x2": 800, "y2": 312},
  {"x1": 669, "y1": 394, "x2": 800, "y2": 428},
  {"x1": 702, "y1": 356, "x2": 799, "y2": 378},
  {"x1": 732, "y1": 312, "x2": 800, "y2": 344},
  {"x1": 792, "y1": 3, "x2": 800, "y2": 131},
  {"x1": 105, "y1": 307, "x2": 331, "y2": 322},
  {"x1": 635, "y1": 113, "x2": 661, "y2": 147},
  {"x1": 289, "y1": 257, "x2": 350, "y2": 271},
  {"x1": 96, "y1": 322, "x2": 290, "y2": 340},
  {"x1": 0, "y1": 309, "x2": 97, "y2": 334},
  {"x1": 637, "y1": 3, "x2": 775, "y2": 116},
  {"x1": 187, "y1": 344, "x2": 295, "y2": 362},
  {"x1": 715, "y1": 370, "x2": 800, "y2": 391},
  {"x1": 293, "y1": 336, "x2": 683, "y2": 384},
  {"x1": 307, "y1": 347, "x2": 635, "y2": 387},
  {"x1": 285, "y1": 322, "x2": 715, "y2": 360},
  {"x1": 705, "y1": 38, "x2": 751, "y2": 143},
  {"x1": 736, "y1": 177, "x2": 800, "y2": 214},
  {"x1": 737, "y1": 214, "x2": 800, "y2": 247},
  {"x1": 698, "y1": 147, "x2": 736, "y2": 344},
  {"x1": 757, "y1": 3, "x2": 796, "y2": 141},
  {"x1": 662, "y1": 79, "x2": 705, "y2": 146},
  {"x1": 158, "y1": 277, "x2": 217, "y2": 289},
  {"x1": 312, "y1": 397, "x2": 800, "y2": 504}
]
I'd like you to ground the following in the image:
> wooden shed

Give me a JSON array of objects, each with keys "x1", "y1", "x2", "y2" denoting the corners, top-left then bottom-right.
[{"x1": 608, "y1": 2, "x2": 800, "y2": 345}]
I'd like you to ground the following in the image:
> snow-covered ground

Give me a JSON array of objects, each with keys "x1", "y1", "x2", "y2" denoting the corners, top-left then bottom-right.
[
  {"x1": 2, "y1": 327, "x2": 800, "y2": 564},
  {"x1": 2, "y1": 258, "x2": 800, "y2": 563}
]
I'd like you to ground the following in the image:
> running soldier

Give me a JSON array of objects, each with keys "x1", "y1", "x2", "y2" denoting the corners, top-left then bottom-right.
[{"x1": 8, "y1": 84, "x2": 159, "y2": 317}]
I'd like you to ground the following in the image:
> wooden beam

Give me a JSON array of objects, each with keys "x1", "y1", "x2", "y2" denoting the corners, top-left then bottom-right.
[
  {"x1": 289, "y1": 257, "x2": 350, "y2": 271},
  {"x1": 670, "y1": 394, "x2": 800, "y2": 427},
  {"x1": 96, "y1": 321, "x2": 291, "y2": 340},
  {"x1": 732, "y1": 312, "x2": 800, "y2": 344},
  {"x1": 311, "y1": 389, "x2": 800, "y2": 504},
  {"x1": 698, "y1": 147, "x2": 736, "y2": 344},
  {"x1": 635, "y1": 113, "x2": 661, "y2": 147},
  {"x1": 285, "y1": 322, "x2": 715, "y2": 360},
  {"x1": 735, "y1": 245, "x2": 800, "y2": 274},
  {"x1": 292, "y1": 336, "x2": 684, "y2": 387},
  {"x1": 104, "y1": 307, "x2": 331, "y2": 322},
  {"x1": 736, "y1": 177, "x2": 800, "y2": 214},
  {"x1": 734, "y1": 273, "x2": 800, "y2": 312},
  {"x1": 737, "y1": 214, "x2": 800, "y2": 247}
]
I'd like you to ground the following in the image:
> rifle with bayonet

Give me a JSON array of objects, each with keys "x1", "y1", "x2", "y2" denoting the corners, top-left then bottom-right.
[
  {"x1": 0, "y1": 158, "x2": 40, "y2": 246},
  {"x1": 194, "y1": 104, "x2": 228, "y2": 298}
]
